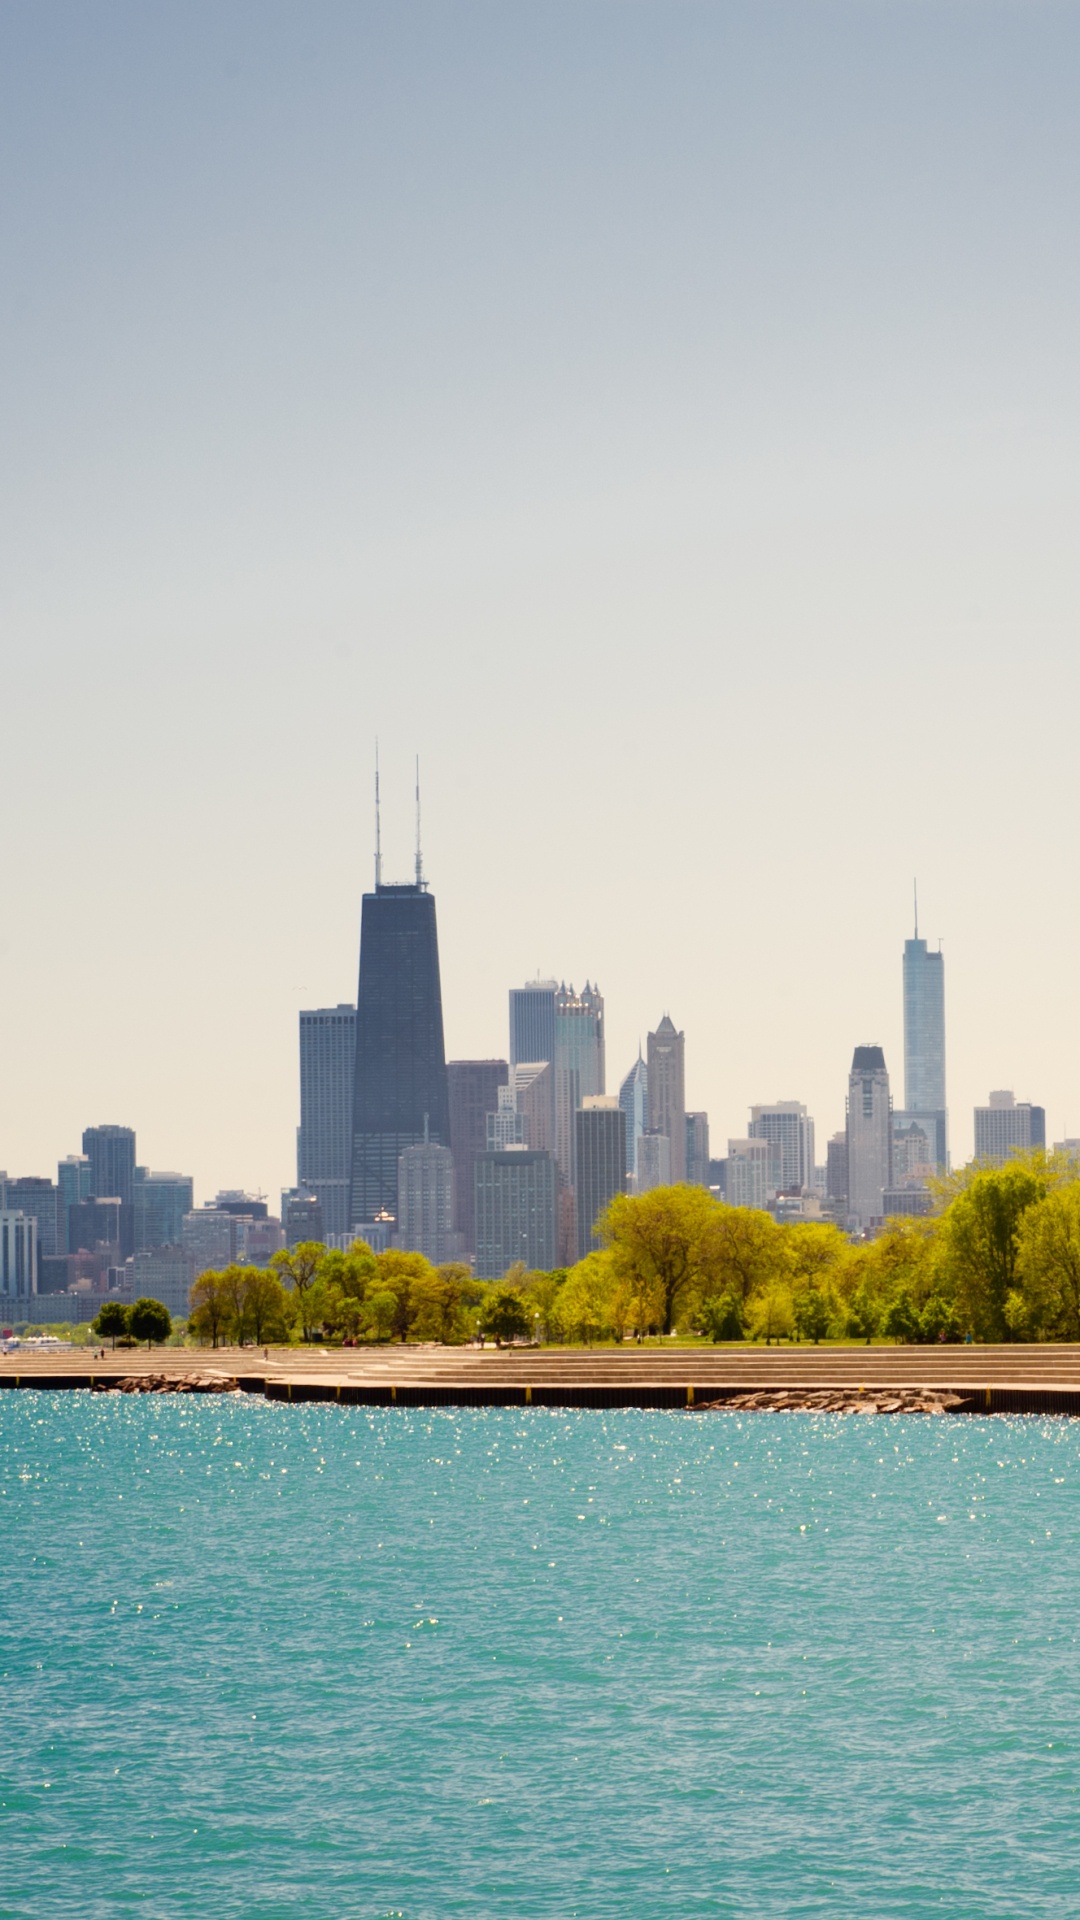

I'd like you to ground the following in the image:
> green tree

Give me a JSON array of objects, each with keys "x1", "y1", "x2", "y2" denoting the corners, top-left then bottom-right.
[
  {"x1": 241, "y1": 1269, "x2": 292, "y2": 1346},
  {"x1": 362, "y1": 1289, "x2": 399, "y2": 1342},
  {"x1": 882, "y1": 1290, "x2": 920, "y2": 1343},
  {"x1": 699, "y1": 1291, "x2": 745, "y2": 1342},
  {"x1": 270, "y1": 1242, "x2": 326, "y2": 1339},
  {"x1": 553, "y1": 1255, "x2": 613, "y2": 1346},
  {"x1": 700, "y1": 1206, "x2": 788, "y2": 1310},
  {"x1": 601, "y1": 1185, "x2": 717, "y2": 1334},
  {"x1": 92, "y1": 1301, "x2": 130, "y2": 1349},
  {"x1": 792, "y1": 1284, "x2": 834, "y2": 1345},
  {"x1": 749, "y1": 1283, "x2": 795, "y2": 1345},
  {"x1": 129, "y1": 1297, "x2": 172, "y2": 1349},
  {"x1": 479, "y1": 1285, "x2": 532, "y2": 1345},
  {"x1": 218, "y1": 1264, "x2": 251, "y2": 1343},
  {"x1": 189, "y1": 1269, "x2": 230, "y2": 1348},
  {"x1": 1015, "y1": 1184, "x2": 1080, "y2": 1340},
  {"x1": 938, "y1": 1158, "x2": 1050, "y2": 1340},
  {"x1": 520, "y1": 1268, "x2": 567, "y2": 1343},
  {"x1": 373, "y1": 1249, "x2": 437, "y2": 1341}
]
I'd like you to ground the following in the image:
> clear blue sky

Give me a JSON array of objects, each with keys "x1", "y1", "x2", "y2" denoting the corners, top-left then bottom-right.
[{"x1": 4, "y1": 1, "x2": 1080, "y2": 1201}]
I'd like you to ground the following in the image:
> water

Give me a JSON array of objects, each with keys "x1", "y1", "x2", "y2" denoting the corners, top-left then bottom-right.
[{"x1": 1, "y1": 1397, "x2": 1079, "y2": 1919}]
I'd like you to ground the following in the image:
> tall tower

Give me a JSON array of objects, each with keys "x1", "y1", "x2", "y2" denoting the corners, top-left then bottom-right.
[
  {"x1": 647, "y1": 1015, "x2": 686, "y2": 1182},
  {"x1": 554, "y1": 983, "x2": 605, "y2": 1184},
  {"x1": 846, "y1": 1045, "x2": 892, "y2": 1232},
  {"x1": 618, "y1": 1051, "x2": 648, "y2": 1181},
  {"x1": 82, "y1": 1124, "x2": 137, "y2": 1256},
  {"x1": 901, "y1": 894, "x2": 947, "y2": 1170},
  {"x1": 348, "y1": 782, "x2": 450, "y2": 1230},
  {"x1": 299, "y1": 1004, "x2": 356, "y2": 1239}
]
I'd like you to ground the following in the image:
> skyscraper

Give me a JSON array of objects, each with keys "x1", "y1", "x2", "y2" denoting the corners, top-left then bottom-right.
[
  {"x1": 901, "y1": 909, "x2": 947, "y2": 1171},
  {"x1": 349, "y1": 875, "x2": 450, "y2": 1231},
  {"x1": 846, "y1": 1046, "x2": 893, "y2": 1232},
  {"x1": 685, "y1": 1112, "x2": 710, "y2": 1187},
  {"x1": 647, "y1": 1016, "x2": 686, "y2": 1182},
  {"x1": 618, "y1": 1052, "x2": 648, "y2": 1181},
  {"x1": 133, "y1": 1169, "x2": 194, "y2": 1251},
  {"x1": 974, "y1": 1091, "x2": 1046, "y2": 1165},
  {"x1": 397, "y1": 1141, "x2": 457, "y2": 1265},
  {"x1": 509, "y1": 981, "x2": 558, "y2": 1069},
  {"x1": 447, "y1": 1060, "x2": 509, "y2": 1260},
  {"x1": 474, "y1": 1148, "x2": 558, "y2": 1279},
  {"x1": 726, "y1": 1138, "x2": 771, "y2": 1210},
  {"x1": 575, "y1": 1098, "x2": 626, "y2": 1257},
  {"x1": 0, "y1": 1178, "x2": 59, "y2": 1258},
  {"x1": 82, "y1": 1124, "x2": 136, "y2": 1255},
  {"x1": 748, "y1": 1103, "x2": 815, "y2": 1192},
  {"x1": 554, "y1": 983, "x2": 605, "y2": 1184},
  {"x1": 57, "y1": 1156, "x2": 92, "y2": 1252},
  {"x1": 298, "y1": 1004, "x2": 357, "y2": 1239}
]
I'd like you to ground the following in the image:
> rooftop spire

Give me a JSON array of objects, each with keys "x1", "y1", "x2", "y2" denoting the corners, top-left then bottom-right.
[
  {"x1": 913, "y1": 877, "x2": 918, "y2": 940},
  {"x1": 374, "y1": 740, "x2": 382, "y2": 888},
  {"x1": 415, "y1": 754, "x2": 424, "y2": 887}
]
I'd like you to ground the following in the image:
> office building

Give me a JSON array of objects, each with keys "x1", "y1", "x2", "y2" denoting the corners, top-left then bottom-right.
[
  {"x1": 133, "y1": 1169, "x2": 194, "y2": 1251},
  {"x1": 182, "y1": 1208, "x2": 239, "y2": 1274},
  {"x1": 647, "y1": 1016, "x2": 686, "y2": 1182},
  {"x1": 0, "y1": 1212, "x2": 37, "y2": 1301},
  {"x1": 474, "y1": 1147, "x2": 558, "y2": 1279},
  {"x1": 974, "y1": 1092, "x2": 1046, "y2": 1166},
  {"x1": 298, "y1": 1004, "x2": 356, "y2": 1241},
  {"x1": 66, "y1": 1197, "x2": 123, "y2": 1256},
  {"x1": 846, "y1": 1046, "x2": 893, "y2": 1231},
  {"x1": 0, "y1": 1178, "x2": 59, "y2": 1258},
  {"x1": 349, "y1": 872, "x2": 450, "y2": 1231},
  {"x1": 282, "y1": 1191, "x2": 324, "y2": 1247},
  {"x1": 618, "y1": 1052, "x2": 648, "y2": 1181},
  {"x1": 82, "y1": 1125, "x2": 136, "y2": 1255},
  {"x1": 826, "y1": 1133, "x2": 848, "y2": 1210},
  {"x1": 685, "y1": 1113, "x2": 710, "y2": 1189},
  {"x1": 902, "y1": 917, "x2": 947, "y2": 1171},
  {"x1": 636, "y1": 1129, "x2": 672, "y2": 1194},
  {"x1": 554, "y1": 983, "x2": 605, "y2": 1184},
  {"x1": 512, "y1": 1062, "x2": 555, "y2": 1154},
  {"x1": 57, "y1": 1156, "x2": 93, "y2": 1251},
  {"x1": 397, "y1": 1141, "x2": 457, "y2": 1265},
  {"x1": 726, "y1": 1139, "x2": 771, "y2": 1211},
  {"x1": 447, "y1": 1059, "x2": 510, "y2": 1261},
  {"x1": 121, "y1": 1248, "x2": 197, "y2": 1319},
  {"x1": 509, "y1": 981, "x2": 558, "y2": 1070},
  {"x1": 575, "y1": 1098, "x2": 626, "y2": 1258},
  {"x1": 749, "y1": 1103, "x2": 815, "y2": 1192},
  {"x1": 487, "y1": 1084, "x2": 525, "y2": 1151},
  {"x1": 891, "y1": 1117, "x2": 935, "y2": 1187}
]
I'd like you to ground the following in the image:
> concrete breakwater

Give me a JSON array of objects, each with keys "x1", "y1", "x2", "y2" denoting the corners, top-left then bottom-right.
[{"x1": 5, "y1": 1345, "x2": 1080, "y2": 1412}]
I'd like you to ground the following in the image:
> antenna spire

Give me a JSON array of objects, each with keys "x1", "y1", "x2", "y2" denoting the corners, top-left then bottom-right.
[
  {"x1": 374, "y1": 741, "x2": 382, "y2": 889},
  {"x1": 415, "y1": 754, "x2": 423, "y2": 887},
  {"x1": 913, "y1": 878, "x2": 918, "y2": 940}
]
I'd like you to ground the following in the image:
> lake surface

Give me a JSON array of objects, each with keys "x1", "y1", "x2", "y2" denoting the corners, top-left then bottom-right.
[{"x1": 1, "y1": 1396, "x2": 1078, "y2": 1919}]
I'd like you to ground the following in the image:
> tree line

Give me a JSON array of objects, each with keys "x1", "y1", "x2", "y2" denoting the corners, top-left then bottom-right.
[{"x1": 178, "y1": 1152, "x2": 1080, "y2": 1348}]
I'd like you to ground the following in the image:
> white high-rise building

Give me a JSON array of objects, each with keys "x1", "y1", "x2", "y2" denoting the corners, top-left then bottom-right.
[
  {"x1": 647, "y1": 1016, "x2": 686, "y2": 1181},
  {"x1": 618, "y1": 1052, "x2": 648, "y2": 1181},
  {"x1": 0, "y1": 1212, "x2": 38, "y2": 1301},
  {"x1": 748, "y1": 1102, "x2": 815, "y2": 1192},
  {"x1": 726, "y1": 1140, "x2": 770, "y2": 1211},
  {"x1": 636, "y1": 1130, "x2": 672, "y2": 1194},
  {"x1": 396, "y1": 1142, "x2": 457, "y2": 1265},
  {"x1": 846, "y1": 1046, "x2": 893, "y2": 1232}
]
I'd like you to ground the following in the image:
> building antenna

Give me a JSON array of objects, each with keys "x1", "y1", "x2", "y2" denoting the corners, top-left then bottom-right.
[
  {"x1": 913, "y1": 877, "x2": 918, "y2": 940},
  {"x1": 374, "y1": 740, "x2": 382, "y2": 889},
  {"x1": 415, "y1": 754, "x2": 424, "y2": 887}
]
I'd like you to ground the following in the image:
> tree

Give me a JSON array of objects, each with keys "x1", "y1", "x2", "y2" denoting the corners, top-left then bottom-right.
[
  {"x1": 189, "y1": 1270, "x2": 230, "y2": 1348},
  {"x1": 700, "y1": 1206, "x2": 788, "y2": 1310},
  {"x1": 792, "y1": 1284, "x2": 833, "y2": 1345},
  {"x1": 270, "y1": 1242, "x2": 326, "y2": 1338},
  {"x1": 479, "y1": 1285, "x2": 532, "y2": 1345},
  {"x1": 749, "y1": 1284, "x2": 794, "y2": 1344},
  {"x1": 372, "y1": 1249, "x2": 437, "y2": 1341},
  {"x1": 520, "y1": 1268, "x2": 568, "y2": 1343},
  {"x1": 553, "y1": 1255, "x2": 612, "y2": 1346},
  {"x1": 409, "y1": 1264, "x2": 480, "y2": 1344},
  {"x1": 600, "y1": 1185, "x2": 717, "y2": 1334},
  {"x1": 93, "y1": 1301, "x2": 130, "y2": 1350},
  {"x1": 699, "y1": 1291, "x2": 744, "y2": 1342},
  {"x1": 1016, "y1": 1184, "x2": 1080, "y2": 1340},
  {"x1": 219, "y1": 1264, "x2": 251, "y2": 1342},
  {"x1": 362, "y1": 1289, "x2": 399, "y2": 1342},
  {"x1": 938, "y1": 1158, "x2": 1050, "y2": 1340},
  {"x1": 129, "y1": 1297, "x2": 172, "y2": 1349},
  {"x1": 882, "y1": 1291, "x2": 921, "y2": 1343},
  {"x1": 241, "y1": 1269, "x2": 292, "y2": 1346}
]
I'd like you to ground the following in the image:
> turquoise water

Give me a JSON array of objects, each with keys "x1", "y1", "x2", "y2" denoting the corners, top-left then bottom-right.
[{"x1": 2, "y1": 1400, "x2": 1079, "y2": 1919}]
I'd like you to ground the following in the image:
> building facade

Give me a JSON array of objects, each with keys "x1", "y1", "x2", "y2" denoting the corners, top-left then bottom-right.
[
  {"x1": 474, "y1": 1148, "x2": 558, "y2": 1279},
  {"x1": 974, "y1": 1091, "x2": 1046, "y2": 1165},
  {"x1": 82, "y1": 1124, "x2": 136, "y2": 1255},
  {"x1": 298, "y1": 1004, "x2": 357, "y2": 1241},
  {"x1": 0, "y1": 1212, "x2": 37, "y2": 1302},
  {"x1": 902, "y1": 929, "x2": 947, "y2": 1170},
  {"x1": 57, "y1": 1156, "x2": 93, "y2": 1251},
  {"x1": 447, "y1": 1059, "x2": 510, "y2": 1262},
  {"x1": 748, "y1": 1103, "x2": 815, "y2": 1192},
  {"x1": 647, "y1": 1016, "x2": 686, "y2": 1182},
  {"x1": 349, "y1": 881, "x2": 450, "y2": 1231},
  {"x1": 618, "y1": 1052, "x2": 648, "y2": 1181},
  {"x1": 846, "y1": 1045, "x2": 893, "y2": 1231},
  {"x1": 0, "y1": 1177, "x2": 59, "y2": 1258},
  {"x1": 575, "y1": 1098, "x2": 626, "y2": 1258},
  {"x1": 726, "y1": 1139, "x2": 771, "y2": 1211},
  {"x1": 396, "y1": 1142, "x2": 457, "y2": 1265},
  {"x1": 685, "y1": 1112, "x2": 710, "y2": 1188},
  {"x1": 635, "y1": 1129, "x2": 672, "y2": 1193},
  {"x1": 133, "y1": 1169, "x2": 194, "y2": 1251},
  {"x1": 554, "y1": 983, "x2": 605, "y2": 1185}
]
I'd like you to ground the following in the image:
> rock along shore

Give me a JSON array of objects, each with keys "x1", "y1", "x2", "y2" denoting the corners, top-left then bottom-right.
[{"x1": 694, "y1": 1387, "x2": 968, "y2": 1415}]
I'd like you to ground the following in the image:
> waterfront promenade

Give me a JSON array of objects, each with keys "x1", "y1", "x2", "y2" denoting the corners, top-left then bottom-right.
[{"x1": 4, "y1": 1343, "x2": 1080, "y2": 1411}]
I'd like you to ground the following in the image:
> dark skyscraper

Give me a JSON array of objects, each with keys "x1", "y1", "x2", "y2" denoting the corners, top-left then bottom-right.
[
  {"x1": 575, "y1": 1099, "x2": 626, "y2": 1258},
  {"x1": 349, "y1": 883, "x2": 450, "y2": 1230}
]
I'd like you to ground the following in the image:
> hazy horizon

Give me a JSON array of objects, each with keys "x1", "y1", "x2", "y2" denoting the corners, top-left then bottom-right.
[{"x1": 5, "y1": 1, "x2": 1080, "y2": 1204}]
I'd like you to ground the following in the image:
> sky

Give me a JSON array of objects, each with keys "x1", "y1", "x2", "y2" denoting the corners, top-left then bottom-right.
[{"x1": 3, "y1": 0, "x2": 1080, "y2": 1203}]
